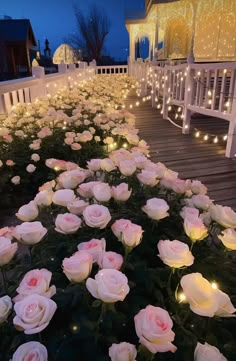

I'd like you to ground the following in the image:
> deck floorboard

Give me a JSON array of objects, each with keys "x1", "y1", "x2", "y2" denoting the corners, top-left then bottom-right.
[{"x1": 126, "y1": 95, "x2": 236, "y2": 209}]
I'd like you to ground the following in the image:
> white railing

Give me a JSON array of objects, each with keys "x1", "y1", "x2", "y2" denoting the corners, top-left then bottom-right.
[
  {"x1": 130, "y1": 59, "x2": 236, "y2": 158},
  {"x1": 96, "y1": 65, "x2": 128, "y2": 75},
  {"x1": 0, "y1": 62, "x2": 96, "y2": 114}
]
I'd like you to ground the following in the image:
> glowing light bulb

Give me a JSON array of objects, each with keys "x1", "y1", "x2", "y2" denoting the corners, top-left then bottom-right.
[
  {"x1": 211, "y1": 282, "x2": 218, "y2": 290},
  {"x1": 123, "y1": 143, "x2": 128, "y2": 148},
  {"x1": 208, "y1": 90, "x2": 212, "y2": 96},
  {"x1": 213, "y1": 137, "x2": 218, "y2": 143},
  {"x1": 204, "y1": 135, "x2": 209, "y2": 141},
  {"x1": 178, "y1": 292, "x2": 186, "y2": 303},
  {"x1": 195, "y1": 131, "x2": 200, "y2": 138},
  {"x1": 136, "y1": 101, "x2": 140, "y2": 106},
  {"x1": 223, "y1": 135, "x2": 228, "y2": 141}
]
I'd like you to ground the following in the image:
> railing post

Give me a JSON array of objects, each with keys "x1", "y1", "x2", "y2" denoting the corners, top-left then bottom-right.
[
  {"x1": 226, "y1": 81, "x2": 236, "y2": 158},
  {"x1": 0, "y1": 95, "x2": 5, "y2": 115},
  {"x1": 58, "y1": 63, "x2": 68, "y2": 73},
  {"x1": 162, "y1": 67, "x2": 169, "y2": 120},
  {"x1": 182, "y1": 65, "x2": 193, "y2": 134},
  {"x1": 31, "y1": 66, "x2": 46, "y2": 100}
]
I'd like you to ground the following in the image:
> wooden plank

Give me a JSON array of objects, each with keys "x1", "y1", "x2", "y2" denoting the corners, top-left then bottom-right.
[{"x1": 125, "y1": 92, "x2": 236, "y2": 209}]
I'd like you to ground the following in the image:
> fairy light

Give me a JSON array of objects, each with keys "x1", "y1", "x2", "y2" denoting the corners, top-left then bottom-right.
[
  {"x1": 122, "y1": 143, "x2": 128, "y2": 148},
  {"x1": 208, "y1": 90, "x2": 212, "y2": 96},
  {"x1": 136, "y1": 101, "x2": 140, "y2": 107},
  {"x1": 213, "y1": 136, "x2": 218, "y2": 143},
  {"x1": 211, "y1": 281, "x2": 218, "y2": 290},
  {"x1": 195, "y1": 131, "x2": 200, "y2": 138},
  {"x1": 178, "y1": 292, "x2": 186, "y2": 303},
  {"x1": 129, "y1": 104, "x2": 133, "y2": 109},
  {"x1": 223, "y1": 135, "x2": 228, "y2": 141},
  {"x1": 204, "y1": 134, "x2": 209, "y2": 141},
  {"x1": 157, "y1": 104, "x2": 161, "y2": 109},
  {"x1": 168, "y1": 106, "x2": 172, "y2": 111}
]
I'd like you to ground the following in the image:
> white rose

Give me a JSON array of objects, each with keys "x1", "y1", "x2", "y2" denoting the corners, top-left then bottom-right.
[
  {"x1": 184, "y1": 217, "x2": 208, "y2": 242},
  {"x1": 218, "y1": 228, "x2": 236, "y2": 250},
  {"x1": 86, "y1": 269, "x2": 129, "y2": 303},
  {"x1": 191, "y1": 194, "x2": 213, "y2": 210},
  {"x1": 210, "y1": 204, "x2": 236, "y2": 228},
  {"x1": 194, "y1": 342, "x2": 227, "y2": 361},
  {"x1": 0, "y1": 237, "x2": 18, "y2": 266},
  {"x1": 111, "y1": 183, "x2": 132, "y2": 202},
  {"x1": 157, "y1": 240, "x2": 194, "y2": 268},
  {"x1": 52, "y1": 189, "x2": 76, "y2": 207},
  {"x1": 16, "y1": 201, "x2": 39, "y2": 222},
  {"x1": 100, "y1": 158, "x2": 116, "y2": 172},
  {"x1": 13, "y1": 294, "x2": 57, "y2": 334},
  {"x1": 34, "y1": 190, "x2": 53, "y2": 207},
  {"x1": 142, "y1": 198, "x2": 169, "y2": 221},
  {"x1": 191, "y1": 180, "x2": 207, "y2": 195},
  {"x1": 14, "y1": 222, "x2": 47, "y2": 245},
  {"x1": 109, "y1": 342, "x2": 137, "y2": 361},
  {"x1": 55, "y1": 213, "x2": 81, "y2": 234},
  {"x1": 0, "y1": 295, "x2": 12, "y2": 323},
  {"x1": 180, "y1": 206, "x2": 199, "y2": 220}
]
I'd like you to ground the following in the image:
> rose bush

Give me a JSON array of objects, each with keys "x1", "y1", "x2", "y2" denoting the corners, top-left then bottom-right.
[{"x1": 0, "y1": 74, "x2": 235, "y2": 361}]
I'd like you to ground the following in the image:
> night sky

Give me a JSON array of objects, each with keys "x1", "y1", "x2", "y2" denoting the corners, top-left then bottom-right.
[{"x1": 0, "y1": 0, "x2": 144, "y2": 60}]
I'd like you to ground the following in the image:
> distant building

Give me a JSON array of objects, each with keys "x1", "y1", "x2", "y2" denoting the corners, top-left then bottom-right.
[{"x1": 0, "y1": 17, "x2": 37, "y2": 80}]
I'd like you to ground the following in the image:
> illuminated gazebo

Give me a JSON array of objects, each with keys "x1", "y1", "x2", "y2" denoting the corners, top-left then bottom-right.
[
  {"x1": 126, "y1": 0, "x2": 236, "y2": 62},
  {"x1": 53, "y1": 43, "x2": 76, "y2": 64}
]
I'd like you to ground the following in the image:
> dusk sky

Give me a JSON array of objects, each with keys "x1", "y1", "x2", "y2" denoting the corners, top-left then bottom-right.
[{"x1": 0, "y1": 0, "x2": 145, "y2": 60}]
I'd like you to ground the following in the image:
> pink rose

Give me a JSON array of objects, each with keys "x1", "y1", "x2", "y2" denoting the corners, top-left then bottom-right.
[
  {"x1": 194, "y1": 342, "x2": 227, "y2": 361},
  {"x1": 109, "y1": 342, "x2": 137, "y2": 361},
  {"x1": 15, "y1": 269, "x2": 56, "y2": 302},
  {"x1": 55, "y1": 213, "x2": 81, "y2": 234},
  {"x1": 180, "y1": 206, "x2": 199, "y2": 219},
  {"x1": 119, "y1": 160, "x2": 136, "y2": 176},
  {"x1": 111, "y1": 183, "x2": 132, "y2": 202},
  {"x1": 12, "y1": 341, "x2": 48, "y2": 361},
  {"x1": 86, "y1": 269, "x2": 129, "y2": 303},
  {"x1": 134, "y1": 305, "x2": 176, "y2": 353},
  {"x1": 71, "y1": 143, "x2": 81, "y2": 150},
  {"x1": 16, "y1": 201, "x2": 39, "y2": 222},
  {"x1": 100, "y1": 158, "x2": 116, "y2": 172},
  {"x1": 0, "y1": 237, "x2": 18, "y2": 266},
  {"x1": 57, "y1": 170, "x2": 86, "y2": 189},
  {"x1": 26, "y1": 164, "x2": 36, "y2": 173},
  {"x1": 38, "y1": 180, "x2": 55, "y2": 192},
  {"x1": 31, "y1": 153, "x2": 40, "y2": 162},
  {"x1": 78, "y1": 238, "x2": 106, "y2": 262},
  {"x1": 87, "y1": 159, "x2": 101, "y2": 172},
  {"x1": 0, "y1": 295, "x2": 12, "y2": 323},
  {"x1": 13, "y1": 222, "x2": 47, "y2": 245},
  {"x1": 6, "y1": 159, "x2": 15, "y2": 166},
  {"x1": 142, "y1": 198, "x2": 169, "y2": 221},
  {"x1": 11, "y1": 176, "x2": 21, "y2": 185},
  {"x1": 137, "y1": 170, "x2": 159, "y2": 187},
  {"x1": 52, "y1": 189, "x2": 76, "y2": 207},
  {"x1": 98, "y1": 251, "x2": 123, "y2": 270},
  {"x1": 67, "y1": 199, "x2": 89, "y2": 215},
  {"x1": 157, "y1": 240, "x2": 194, "y2": 268},
  {"x1": 83, "y1": 204, "x2": 111, "y2": 229},
  {"x1": 111, "y1": 219, "x2": 143, "y2": 248},
  {"x1": 92, "y1": 183, "x2": 112, "y2": 202},
  {"x1": 191, "y1": 194, "x2": 213, "y2": 210},
  {"x1": 34, "y1": 190, "x2": 53, "y2": 207},
  {"x1": 64, "y1": 137, "x2": 74, "y2": 145},
  {"x1": 13, "y1": 294, "x2": 57, "y2": 334},
  {"x1": 77, "y1": 181, "x2": 101, "y2": 198},
  {"x1": 63, "y1": 251, "x2": 93, "y2": 282}
]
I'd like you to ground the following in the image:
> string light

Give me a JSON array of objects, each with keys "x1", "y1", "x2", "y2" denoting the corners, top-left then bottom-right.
[
  {"x1": 204, "y1": 134, "x2": 209, "y2": 141},
  {"x1": 211, "y1": 281, "x2": 218, "y2": 290},
  {"x1": 213, "y1": 136, "x2": 218, "y2": 143},
  {"x1": 178, "y1": 292, "x2": 186, "y2": 303},
  {"x1": 195, "y1": 131, "x2": 200, "y2": 138}
]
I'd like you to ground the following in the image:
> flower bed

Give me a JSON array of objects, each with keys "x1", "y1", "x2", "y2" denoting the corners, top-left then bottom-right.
[{"x1": 0, "y1": 75, "x2": 236, "y2": 361}]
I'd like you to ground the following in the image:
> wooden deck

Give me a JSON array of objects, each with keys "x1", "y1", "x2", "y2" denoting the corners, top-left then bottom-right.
[{"x1": 126, "y1": 94, "x2": 236, "y2": 210}]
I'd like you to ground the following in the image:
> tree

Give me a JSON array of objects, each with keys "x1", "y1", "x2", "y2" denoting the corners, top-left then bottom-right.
[{"x1": 70, "y1": 4, "x2": 110, "y2": 64}]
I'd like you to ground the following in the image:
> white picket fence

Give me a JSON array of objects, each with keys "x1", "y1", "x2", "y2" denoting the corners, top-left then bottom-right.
[
  {"x1": 0, "y1": 63, "x2": 127, "y2": 115},
  {"x1": 1, "y1": 59, "x2": 236, "y2": 157},
  {"x1": 129, "y1": 60, "x2": 236, "y2": 158}
]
